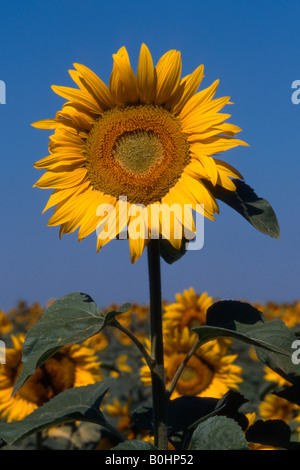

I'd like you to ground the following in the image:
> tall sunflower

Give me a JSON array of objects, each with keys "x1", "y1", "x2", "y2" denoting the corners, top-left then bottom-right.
[{"x1": 33, "y1": 44, "x2": 247, "y2": 263}]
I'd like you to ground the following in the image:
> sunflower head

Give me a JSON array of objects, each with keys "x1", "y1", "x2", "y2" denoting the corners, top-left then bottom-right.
[
  {"x1": 0, "y1": 335, "x2": 102, "y2": 422},
  {"x1": 33, "y1": 44, "x2": 247, "y2": 262},
  {"x1": 140, "y1": 327, "x2": 243, "y2": 399}
]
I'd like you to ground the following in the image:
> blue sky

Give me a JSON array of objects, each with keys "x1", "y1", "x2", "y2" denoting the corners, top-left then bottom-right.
[{"x1": 0, "y1": 0, "x2": 299, "y2": 311}]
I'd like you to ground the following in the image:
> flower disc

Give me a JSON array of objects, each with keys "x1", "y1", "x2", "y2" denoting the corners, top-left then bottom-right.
[{"x1": 85, "y1": 105, "x2": 190, "y2": 205}]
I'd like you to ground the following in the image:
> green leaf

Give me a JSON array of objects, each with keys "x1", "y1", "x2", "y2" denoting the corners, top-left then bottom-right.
[
  {"x1": 159, "y1": 238, "x2": 188, "y2": 264},
  {"x1": 205, "y1": 179, "x2": 280, "y2": 239},
  {"x1": 190, "y1": 416, "x2": 248, "y2": 450},
  {"x1": 104, "y1": 302, "x2": 131, "y2": 325},
  {"x1": 194, "y1": 301, "x2": 291, "y2": 354},
  {"x1": 274, "y1": 384, "x2": 300, "y2": 406},
  {"x1": 133, "y1": 391, "x2": 249, "y2": 450},
  {"x1": 112, "y1": 440, "x2": 157, "y2": 450},
  {"x1": 0, "y1": 379, "x2": 114, "y2": 445},
  {"x1": 194, "y1": 301, "x2": 300, "y2": 383},
  {"x1": 246, "y1": 419, "x2": 300, "y2": 450},
  {"x1": 13, "y1": 293, "x2": 130, "y2": 394},
  {"x1": 188, "y1": 390, "x2": 249, "y2": 432}
]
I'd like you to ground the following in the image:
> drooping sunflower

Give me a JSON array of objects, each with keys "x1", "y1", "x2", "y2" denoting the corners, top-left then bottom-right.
[
  {"x1": 0, "y1": 334, "x2": 102, "y2": 422},
  {"x1": 33, "y1": 44, "x2": 247, "y2": 263}
]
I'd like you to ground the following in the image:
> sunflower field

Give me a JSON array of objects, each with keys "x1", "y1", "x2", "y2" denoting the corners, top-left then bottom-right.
[{"x1": 1, "y1": 288, "x2": 300, "y2": 451}]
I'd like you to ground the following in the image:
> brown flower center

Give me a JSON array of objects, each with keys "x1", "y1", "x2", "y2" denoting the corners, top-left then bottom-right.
[{"x1": 85, "y1": 105, "x2": 190, "y2": 205}]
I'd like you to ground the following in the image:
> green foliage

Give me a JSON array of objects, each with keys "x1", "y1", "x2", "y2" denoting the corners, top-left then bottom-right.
[
  {"x1": 2, "y1": 292, "x2": 299, "y2": 450},
  {"x1": 246, "y1": 419, "x2": 300, "y2": 450},
  {"x1": 189, "y1": 416, "x2": 248, "y2": 450},
  {"x1": 194, "y1": 300, "x2": 299, "y2": 382},
  {"x1": 160, "y1": 180, "x2": 280, "y2": 264},
  {"x1": 0, "y1": 379, "x2": 114, "y2": 446},
  {"x1": 112, "y1": 440, "x2": 157, "y2": 450},
  {"x1": 159, "y1": 238, "x2": 188, "y2": 264},
  {"x1": 12, "y1": 293, "x2": 130, "y2": 394},
  {"x1": 207, "y1": 179, "x2": 280, "y2": 239}
]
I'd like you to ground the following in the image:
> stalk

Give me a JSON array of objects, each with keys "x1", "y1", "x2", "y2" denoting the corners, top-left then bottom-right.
[{"x1": 147, "y1": 240, "x2": 169, "y2": 449}]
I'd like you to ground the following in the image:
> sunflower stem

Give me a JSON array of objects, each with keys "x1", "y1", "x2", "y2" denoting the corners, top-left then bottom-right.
[
  {"x1": 167, "y1": 339, "x2": 201, "y2": 398},
  {"x1": 147, "y1": 240, "x2": 169, "y2": 450},
  {"x1": 113, "y1": 320, "x2": 155, "y2": 370}
]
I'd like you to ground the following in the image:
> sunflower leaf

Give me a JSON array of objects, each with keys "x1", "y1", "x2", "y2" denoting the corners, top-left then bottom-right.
[
  {"x1": 205, "y1": 179, "x2": 280, "y2": 239},
  {"x1": 112, "y1": 440, "x2": 158, "y2": 450},
  {"x1": 104, "y1": 302, "x2": 131, "y2": 325},
  {"x1": 159, "y1": 238, "x2": 188, "y2": 264},
  {"x1": 246, "y1": 419, "x2": 300, "y2": 450},
  {"x1": 0, "y1": 380, "x2": 114, "y2": 446},
  {"x1": 12, "y1": 293, "x2": 129, "y2": 394},
  {"x1": 189, "y1": 416, "x2": 248, "y2": 450},
  {"x1": 193, "y1": 301, "x2": 300, "y2": 383},
  {"x1": 273, "y1": 383, "x2": 300, "y2": 406}
]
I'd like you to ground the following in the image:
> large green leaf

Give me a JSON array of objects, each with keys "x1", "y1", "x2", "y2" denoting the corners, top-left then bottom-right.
[
  {"x1": 132, "y1": 391, "x2": 249, "y2": 450},
  {"x1": 0, "y1": 379, "x2": 114, "y2": 446},
  {"x1": 190, "y1": 416, "x2": 248, "y2": 450},
  {"x1": 205, "y1": 179, "x2": 280, "y2": 239},
  {"x1": 193, "y1": 300, "x2": 295, "y2": 360},
  {"x1": 246, "y1": 419, "x2": 300, "y2": 450},
  {"x1": 112, "y1": 440, "x2": 157, "y2": 450},
  {"x1": 274, "y1": 384, "x2": 300, "y2": 406},
  {"x1": 193, "y1": 301, "x2": 299, "y2": 382},
  {"x1": 13, "y1": 292, "x2": 130, "y2": 394}
]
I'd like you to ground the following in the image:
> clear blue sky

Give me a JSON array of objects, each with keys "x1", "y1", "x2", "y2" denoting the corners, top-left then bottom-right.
[{"x1": 0, "y1": 0, "x2": 299, "y2": 311}]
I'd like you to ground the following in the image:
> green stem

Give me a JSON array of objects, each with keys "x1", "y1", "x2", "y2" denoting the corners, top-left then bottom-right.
[
  {"x1": 167, "y1": 339, "x2": 201, "y2": 398},
  {"x1": 147, "y1": 240, "x2": 169, "y2": 450},
  {"x1": 113, "y1": 320, "x2": 155, "y2": 371}
]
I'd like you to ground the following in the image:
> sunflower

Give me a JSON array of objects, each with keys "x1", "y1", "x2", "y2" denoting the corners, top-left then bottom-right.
[
  {"x1": 0, "y1": 334, "x2": 102, "y2": 422},
  {"x1": 163, "y1": 287, "x2": 231, "y2": 355},
  {"x1": 0, "y1": 310, "x2": 13, "y2": 335},
  {"x1": 164, "y1": 287, "x2": 213, "y2": 329},
  {"x1": 104, "y1": 397, "x2": 134, "y2": 439},
  {"x1": 263, "y1": 366, "x2": 292, "y2": 389},
  {"x1": 140, "y1": 327, "x2": 243, "y2": 399},
  {"x1": 33, "y1": 44, "x2": 247, "y2": 263},
  {"x1": 259, "y1": 394, "x2": 300, "y2": 424}
]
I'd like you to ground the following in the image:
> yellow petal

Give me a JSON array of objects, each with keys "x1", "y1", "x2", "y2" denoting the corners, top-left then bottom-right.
[
  {"x1": 73, "y1": 63, "x2": 115, "y2": 109},
  {"x1": 109, "y1": 46, "x2": 138, "y2": 104},
  {"x1": 42, "y1": 183, "x2": 89, "y2": 213},
  {"x1": 166, "y1": 64, "x2": 204, "y2": 114},
  {"x1": 34, "y1": 153, "x2": 85, "y2": 170},
  {"x1": 155, "y1": 50, "x2": 182, "y2": 105},
  {"x1": 191, "y1": 137, "x2": 249, "y2": 156},
  {"x1": 33, "y1": 168, "x2": 87, "y2": 189},
  {"x1": 179, "y1": 79, "x2": 219, "y2": 120},
  {"x1": 137, "y1": 43, "x2": 156, "y2": 103},
  {"x1": 51, "y1": 85, "x2": 102, "y2": 114},
  {"x1": 181, "y1": 96, "x2": 230, "y2": 130}
]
